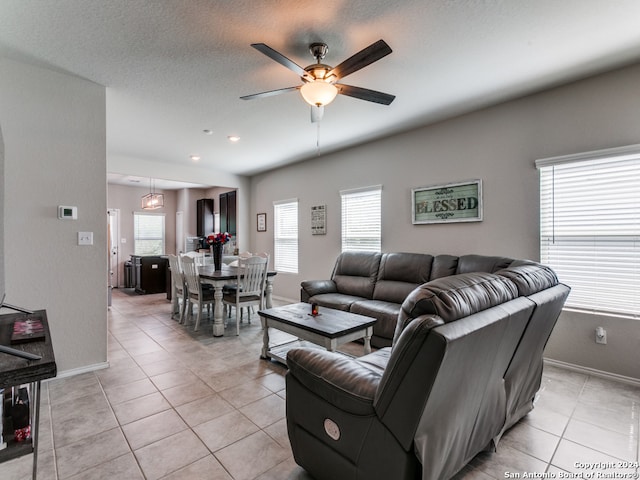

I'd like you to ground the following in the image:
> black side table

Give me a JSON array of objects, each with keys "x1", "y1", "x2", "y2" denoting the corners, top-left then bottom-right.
[{"x1": 0, "y1": 310, "x2": 57, "y2": 479}]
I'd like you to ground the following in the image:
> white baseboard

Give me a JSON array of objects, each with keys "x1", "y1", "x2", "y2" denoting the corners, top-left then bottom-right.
[
  {"x1": 543, "y1": 357, "x2": 640, "y2": 387},
  {"x1": 43, "y1": 361, "x2": 110, "y2": 383}
]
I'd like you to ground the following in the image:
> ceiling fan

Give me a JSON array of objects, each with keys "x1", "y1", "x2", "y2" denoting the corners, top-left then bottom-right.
[{"x1": 240, "y1": 39, "x2": 395, "y2": 122}]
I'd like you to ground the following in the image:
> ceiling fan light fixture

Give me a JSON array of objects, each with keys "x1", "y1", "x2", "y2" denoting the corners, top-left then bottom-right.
[{"x1": 300, "y1": 80, "x2": 338, "y2": 107}]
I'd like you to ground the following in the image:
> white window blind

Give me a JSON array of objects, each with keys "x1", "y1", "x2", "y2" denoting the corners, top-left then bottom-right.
[
  {"x1": 536, "y1": 145, "x2": 640, "y2": 317},
  {"x1": 134, "y1": 213, "x2": 165, "y2": 256},
  {"x1": 273, "y1": 199, "x2": 298, "y2": 273},
  {"x1": 341, "y1": 185, "x2": 382, "y2": 252}
]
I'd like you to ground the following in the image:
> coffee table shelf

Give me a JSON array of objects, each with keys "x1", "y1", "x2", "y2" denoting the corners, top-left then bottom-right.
[{"x1": 266, "y1": 340, "x2": 326, "y2": 364}]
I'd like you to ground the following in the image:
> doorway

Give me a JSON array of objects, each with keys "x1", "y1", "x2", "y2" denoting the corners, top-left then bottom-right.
[{"x1": 107, "y1": 209, "x2": 120, "y2": 287}]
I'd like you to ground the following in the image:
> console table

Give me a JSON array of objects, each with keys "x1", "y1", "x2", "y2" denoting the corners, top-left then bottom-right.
[{"x1": 0, "y1": 309, "x2": 57, "y2": 479}]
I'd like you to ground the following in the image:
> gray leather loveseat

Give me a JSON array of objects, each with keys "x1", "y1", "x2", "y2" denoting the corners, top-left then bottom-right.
[{"x1": 290, "y1": 253, "x2": 569, "y2": 479}]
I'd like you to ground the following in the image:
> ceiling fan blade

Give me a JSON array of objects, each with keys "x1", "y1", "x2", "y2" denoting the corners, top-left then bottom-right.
[
  {"x1": 327, "y1": 39, "x2": 392, "y2": 80},
  {"x1": 311, "y1": 105, "x2": 324, "y2": 123},
  {"x1": 336, "y1": 84, "x2": 395, "y2": 105},
  {"x1": 240, "y1": 86, "x2": 299, "y2": 100},
  {"x1": 251, "y1": 43, "x2": 312, "y2": 80}
]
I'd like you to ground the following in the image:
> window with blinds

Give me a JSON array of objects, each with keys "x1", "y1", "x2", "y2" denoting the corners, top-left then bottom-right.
[
  {"x1": 341, "y1": 185, "x2": 382, "y2": 252},
  {"x1": 134, "y1": 213, "x2": 165, "y2": 256},
  {"x1": 273, "y1": 199, "x2": 298, "y2": 273},
  {"x1": 536, "y1": 145, "x2": 640, "y2": 317}
]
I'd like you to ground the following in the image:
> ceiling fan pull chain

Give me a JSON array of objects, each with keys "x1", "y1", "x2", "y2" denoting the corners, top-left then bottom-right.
[{"x1": 316, "y1": 122, "x2": 321, "y2": 156}]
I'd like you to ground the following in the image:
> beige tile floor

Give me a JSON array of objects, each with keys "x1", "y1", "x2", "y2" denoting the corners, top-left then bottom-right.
[{"x1": 2, "y1": 289, "x2": 639, "y2": 479}]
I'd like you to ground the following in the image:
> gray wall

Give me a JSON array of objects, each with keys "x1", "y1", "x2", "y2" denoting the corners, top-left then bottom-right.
[
  {"x1": 0, "y1": 57, "x2": 107, "y2": 374},
  {"x1": 0, "y1": 126, "x2": 4, "y2": 297},
  {"x1": 250, "y1": 62, "x2": 640, "y2": 380}
]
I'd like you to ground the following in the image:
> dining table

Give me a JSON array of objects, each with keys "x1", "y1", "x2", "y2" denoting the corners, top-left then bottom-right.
[{"x1": 196, "y1": 264, "x2": 277, "y2": 336}]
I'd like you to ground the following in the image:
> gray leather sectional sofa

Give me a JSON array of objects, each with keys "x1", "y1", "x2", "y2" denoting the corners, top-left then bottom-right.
[
  {"x1": 301, "y1": 251, "x2": 528, "y2": 347},
  {"x1": 290, "y1": 251, "x2": 570, "y2": 479}
]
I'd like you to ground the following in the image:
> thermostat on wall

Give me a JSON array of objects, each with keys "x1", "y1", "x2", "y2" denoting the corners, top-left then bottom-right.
[{"x1": 58, "y1": 206, "x2": 77, "y2": 220}]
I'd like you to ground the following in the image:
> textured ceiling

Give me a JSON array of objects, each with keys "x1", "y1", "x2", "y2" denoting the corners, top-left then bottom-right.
[{"x1": 2, "y1": 0, "x2": 640, "y2": 179}]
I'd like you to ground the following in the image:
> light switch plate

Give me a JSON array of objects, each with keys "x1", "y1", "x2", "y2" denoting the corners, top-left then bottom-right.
[{"x1": 78, "y1": 232, "x2": 93, "y2": 246}]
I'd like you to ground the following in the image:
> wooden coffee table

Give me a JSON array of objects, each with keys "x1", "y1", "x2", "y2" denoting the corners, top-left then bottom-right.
[{"x1": 259, "y1": 303, "x2": 376, "y2": 364}]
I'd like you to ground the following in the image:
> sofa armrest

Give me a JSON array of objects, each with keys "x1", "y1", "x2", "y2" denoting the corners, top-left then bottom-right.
[
  {"x1": 300, "y1": 279, "x2": 338, "y2": 300},
  {"x1": 286, "y1": 348, "x2": 382, "y2": 415}
]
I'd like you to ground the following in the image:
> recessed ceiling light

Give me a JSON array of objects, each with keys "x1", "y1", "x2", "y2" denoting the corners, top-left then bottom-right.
[
  {"x1": 203, "y1": 129, "x2": 213, "y2": 135},
  {"x1": 227, "y1": 135, "x2": 240, "y2": 142},
  {"x1": 190, "y1": 155, "x2": 201, "y2": 161}
]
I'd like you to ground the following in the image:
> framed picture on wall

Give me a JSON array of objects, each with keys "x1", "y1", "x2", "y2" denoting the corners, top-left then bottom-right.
[
  {"x1": 412, "y1": 179, "x2": 482, "y2": 224},
  {"x1": 311, "y1": 205, "x2": 326, "y2": 235},
  {"x1": 257, "y1": 212, "x2": 267, "y2": 232}
]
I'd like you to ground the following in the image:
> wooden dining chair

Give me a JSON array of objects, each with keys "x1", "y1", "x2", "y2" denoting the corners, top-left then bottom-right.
[
  {"x1": 181, "y1": 255, "x2": 215, "y2": 331},
  {"x1": 222, "y1": 254, "x2": 269, "y2": 335},
  {"x1": 167, "y1": 254, "x2": 187, "y2": 323}
]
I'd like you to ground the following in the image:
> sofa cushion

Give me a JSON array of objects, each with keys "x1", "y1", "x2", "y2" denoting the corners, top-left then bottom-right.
[
  {"x1": 430, "y1": 254, "x2": 459, "y2": 279},
  {"x1": 308, "y1": 293, "x2": 364, "y2": 311},
  {"x1": 395, "y1": 272, "x2": 518, "y2": 342},
  {"x1": 332, "y1": 251, "x2": 382, "y2": 299},
  {"x1": 351, "y1": 299, "x2": 401, "y2": 342},
  {"x1": 495, "y1": 261, "x2": 558, "y2": 296},
  {"x1": 300, "y1": 279, "x2": 337, "y2": 297},
  {"x1": 287, "y1": 348, "x2": 382, "y2": 415},
  {"x1": 373, "y1": 252, "x2": 433, "y2": 303},
  {"x1": 456, "y1": 254, "x2": 513, "y2": 274},
  {"x1": 356, "y1": 347, "x2": 391, "y2": 372}
]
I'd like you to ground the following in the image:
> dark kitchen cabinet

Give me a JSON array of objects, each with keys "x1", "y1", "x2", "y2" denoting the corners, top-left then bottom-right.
[
  {"x1": 219, "y1": 191, "x2": 236, "y2": 236},
  {"x1": 197, "y1": 199, "x2": 214, "y2": 237}
]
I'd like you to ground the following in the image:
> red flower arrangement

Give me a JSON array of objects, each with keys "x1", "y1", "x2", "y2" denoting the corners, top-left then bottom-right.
[{"x1": 206, "y1": 232, "x2": 232, "y2": 245}]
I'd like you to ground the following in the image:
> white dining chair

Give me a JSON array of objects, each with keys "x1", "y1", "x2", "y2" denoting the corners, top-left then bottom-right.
[
  {"x1": 223, "y1": 251, "x2": 253, "y2": 315},
  {"x1": 181, "y1": 255, "x2": 215, "y2": 331},
  {"x1": 222, "y1": 254, "x2": 269, "y2": 335},
  {"x1": 182, "y1": 250, "x2": 206, "y2": 266},
  {"x1": 167, "y1": 254, "x2": 187, "y2": 323}
]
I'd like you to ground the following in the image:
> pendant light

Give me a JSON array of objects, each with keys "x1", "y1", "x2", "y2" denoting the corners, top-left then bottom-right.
[{"x1": 141, "y1": 178, "x2": 164, "y2": 210}]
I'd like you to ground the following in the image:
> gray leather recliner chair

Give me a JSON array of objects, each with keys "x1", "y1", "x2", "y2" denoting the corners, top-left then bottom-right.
[{"x1": 286, "y1": 266, "x2": 569, "y2": 480}]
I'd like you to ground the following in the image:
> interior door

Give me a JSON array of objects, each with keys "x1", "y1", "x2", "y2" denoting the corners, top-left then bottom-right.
[{"x1": 107, "y1": 209, "x2": 120, "y2": 287}]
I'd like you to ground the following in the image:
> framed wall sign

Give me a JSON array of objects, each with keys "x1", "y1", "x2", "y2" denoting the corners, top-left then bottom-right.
[
  {"x1": 311, "y1": 204, "x2": 326, "y2": 235},
  {"x1": 257, "y1": 212, "x2": 267, "y2": 232},
  {"x1": 412, "y1": 179, "x2": 482, "y2": 224}
]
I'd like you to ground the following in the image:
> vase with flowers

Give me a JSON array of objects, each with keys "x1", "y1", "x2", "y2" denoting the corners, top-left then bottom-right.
[{"x1": 206, "y1": 232, "x2": 232, "y2": 271}]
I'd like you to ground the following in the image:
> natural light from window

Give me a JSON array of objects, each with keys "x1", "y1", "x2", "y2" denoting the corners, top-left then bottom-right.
[
  {"x1": 537, "y1": 145, "x2": 640, "y2": 318},
  {"x1": 341, "y1": 186, "x2": 382, "y2": 252},
  {"x1": 134, "y1": 213, "x2": 165, "y2": 256},
  {"x1": 273, "y1": 199, "x2": 298, "y2": 273}
]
